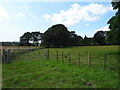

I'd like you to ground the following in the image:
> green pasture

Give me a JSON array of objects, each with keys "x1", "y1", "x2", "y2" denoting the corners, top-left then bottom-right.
[{"x1": 2, "y1": 45, "x2": 119, "y2": 88}]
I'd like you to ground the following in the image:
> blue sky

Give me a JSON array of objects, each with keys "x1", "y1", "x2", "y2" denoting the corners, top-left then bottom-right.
[{"x1": 0, "y1": 2, "x2": 116, "y2": 42}]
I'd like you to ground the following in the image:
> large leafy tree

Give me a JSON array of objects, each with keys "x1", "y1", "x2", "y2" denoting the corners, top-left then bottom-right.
[
  {"x1": 70, "y1": 31, "x2": 83, "y2": 46},
  {"x1": 106, "y1": 30, "x2": 120, "y2": 44},
  {"x1": 20, "y1": 31, "x2": 42, "y2": 46},
  {"x1": 42, "y1": 24, "x2": 71, "y2": 47},
  {"x1": 20, "y1": 32, "x2": 31, "y2": 46},
  {"x1": 107, "y1": 1, "x2": 120, "y2": 45},
  {"x1": 93, "y1": 31, "x2": 106, "y2": 45},
  {"x1": 30, "y1": 32, "x2": 42, "y2": 46}
]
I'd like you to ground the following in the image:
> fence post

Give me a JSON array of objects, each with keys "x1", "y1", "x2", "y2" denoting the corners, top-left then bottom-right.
[
  {"x1": 0, "y1": 49, "x2": 1, "y2": 64},
  {"x1": 68, "y1": 52, "x2": 71, "y2": 64},
  {"x1": 2, "y1": 49, "x2": 4, "y2": 63},
  {"x1": 62, "y1": 52, "x2": 64, "y2": 63},
  {"x1": 7, "y1": 49, "x2": 10, "y2": 63},
  {"x1": 78, "y1": 52, "x2": 80, "y2": 66},
  {"x1": 104, "y1": 54, "x2": 106, "y2": 70},
  {"x1": 88, "y1": 52, "x2": 91, "y2": 67},
  {"x1": 44, "y1": 49, "x2": 47, "y2": 59},
  {"x1": 56, "y1": 50, "x2": 58, "y2": 61},
  {"x1": 3, "y1": 50, "x2": 7, "y2": 63}
]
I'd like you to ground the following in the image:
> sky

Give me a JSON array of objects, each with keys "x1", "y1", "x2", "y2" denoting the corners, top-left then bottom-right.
[{"x1": 0, "y1": 1, "x2": 117, "y2": 42}]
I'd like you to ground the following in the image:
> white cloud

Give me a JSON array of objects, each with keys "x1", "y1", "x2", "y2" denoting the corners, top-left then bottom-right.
[
  {"x1": 85, "y1": 23, "x2": 90, "y2": 26},
  {"x1": 83, "y1": 3, "x2": 113, "y2": 16},
  {"x1": 0, "y1": 5, "x2": 10, "y2": 20},
  {"x1": 95, "y1": 25, "x2": 110, "y2": 32},
  {"x1": 43, "y1": 3, "x2": 113, "y2": 26},
  {"x1": 16, "y1": 12, "x2": 26, "y2": 18}
]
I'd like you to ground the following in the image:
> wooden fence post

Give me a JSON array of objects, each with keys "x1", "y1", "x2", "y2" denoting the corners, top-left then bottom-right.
[
  {"x1": 0, "y1": 49, "x2": 3, "y2": 64},
  {"x1": 2, "y1": 49, "x2": 5, "y2": 63},
  {"x1": 78, "y1": 52, "x2": 80, "y2": 66},
  {"x1": 7, "y1": 49, "x2": 10, "y2": 63},
  {"x1": 68, "y1": 52, "x2": 71, "y2": 64},
  {"x1": 56, "y1": 50, "x2": 58, "y2": 61},
  {"x1": 104, "y1": 54, "x2": 106, "y2": 70},
  {"x1": 44, "y1": 49, "x2": 47, "y2": 59},
  {"x1": 88, "y1": 52, "x2": 91, "y2": 67},
  {"x1": 62, "y1": 52, "x2": 64, "y2": 63},
  {"x1": 3, "y1": 50, "x2": 7, "y2": 63}
]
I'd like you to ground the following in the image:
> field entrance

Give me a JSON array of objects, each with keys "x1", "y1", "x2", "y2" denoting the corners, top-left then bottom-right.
[
  {"x1": 1, "y1": 47, "x2": 48, "y2": 63},
  {"x1": 9, "y1": 49, "x2": 48, "y2": 62}
]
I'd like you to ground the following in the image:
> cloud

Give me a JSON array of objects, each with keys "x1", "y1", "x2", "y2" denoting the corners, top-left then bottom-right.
[
  {"x1": 16, "y1": 12, "x2": 26, "y2": 18},
  {"x1": 43, "y1": 3, "x2": 113, "y2": 26},
  {"x1": 0, "y1": 5, "x2": 10, "y2": 20},
  {"x1": 95, "y1": 25, "x2": 110, "y2": 32},
  {"x1": 85, "y1": 23, "x2": 90, "y2": 26}
]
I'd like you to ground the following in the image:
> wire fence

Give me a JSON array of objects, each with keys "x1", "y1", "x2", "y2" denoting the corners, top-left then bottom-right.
[{"x1": 1, "y1": 48, "x2": 118, "y2": 71}]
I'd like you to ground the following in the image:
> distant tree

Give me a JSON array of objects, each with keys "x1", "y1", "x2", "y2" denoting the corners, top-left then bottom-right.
[
  {"x1": 20, "y1": 32, "x2": 31, "y2": 46},
  {"x1": 107, "y1": 1, "x2": 120, "y2": 45},
  {"x1": 2, "y1": 42, "x2": 20, "y2": 46},
  {"x1": 20, "y1": 31, "x2": 42, "y2": 46},
  {"x1": 83, "y1": 35, "x2": 93, "y2": 46},
  {"x1": 42, "y1": 24, "x2": 70, "y2": 47},
  {"x1": 93, "y1": 31, "x2": 106, "y2": 45},
  {"x1": 70, "y1": 31, "x2": 83, "y2": 46},
  {"x1": 30, "y1": 32, "x2": 42, "y2": 46}
]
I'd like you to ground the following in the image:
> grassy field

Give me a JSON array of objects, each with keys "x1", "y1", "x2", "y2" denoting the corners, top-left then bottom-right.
[{"x1": 2, "y1": 45, "x2": 119, "y2": 88}]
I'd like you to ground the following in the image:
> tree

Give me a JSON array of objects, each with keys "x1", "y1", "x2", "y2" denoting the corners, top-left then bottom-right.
[
  {"x1": 20, "y1": 32, "x2": 31, "y2": 46},
  {"x1": 70, "y1": 31, "x2": 83, "y2": 46},
  {"x1": 93, "y1": 31, "x2": 106, "y2": 45},
  {"x1": 106, "y1": 29, "x2": 120, "y2": 45},
  {"x1": 20, "y1": 31, "x2": 42, "y2": 46},
  {"x1": 107, "y1": 1, "x2": 120, "y2": 45},
  {"x1": 30, "y1": 32, "x2": 42, "y2": 46},
  {"x1": 42, "y1": 24, "x2": 70, "y2": 47},
  {"x1": 83, "y1": 35, "x2": 93, "y2": 46}
]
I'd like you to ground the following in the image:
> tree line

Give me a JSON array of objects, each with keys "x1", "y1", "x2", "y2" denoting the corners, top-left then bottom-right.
[{"x1": 19, "y1": 23, "x2": 118, "y2": 47}]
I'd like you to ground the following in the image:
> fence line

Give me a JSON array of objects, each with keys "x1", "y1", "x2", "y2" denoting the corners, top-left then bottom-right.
[
  {"x1": 1, "y1": 47, "x2": 117, "y2": 71},
  {"x1": 1, "y1": 47, "x2": 44, "y2": 63}
]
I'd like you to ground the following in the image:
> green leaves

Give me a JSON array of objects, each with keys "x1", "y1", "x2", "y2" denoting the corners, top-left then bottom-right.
[{"x1": 107, "y1": 2, "x2": 120, "y2": 45}]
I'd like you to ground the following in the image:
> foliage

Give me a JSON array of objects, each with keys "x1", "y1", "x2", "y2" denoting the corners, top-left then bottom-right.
[
  {"x1": 1, "y1": 42, "x2": 20, "y2": 46},
  {"x1": 107, "y1": 1, "x2": 120, "y2": 45},
  {"x1": 42, "y1": 24, "x2": 70, "y2": 47},
  {"x1": 20, "y1": 32, "x2": 42, "y2": 46},
  {"x1": 30, "y1": 32, "x2": 42, "y2": 46},
  {"x1": 106, "y1": 29, "x2": 120, "y2": 45},
  {"x1": 83, "y1": 35, "x2": 93, "y2": 46},
  {"x1": 20, "y1": 32, "x2": 31, "y2": 46},
  {"x1": 69, "y1": 31, "x2": 83, "y2": 46},
  {"x1": 93, "y1": 31, "x2": 106, "y2": 45},
  {"x1": 42, "y1": 24, "x2": 84, "y2": 47}
]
